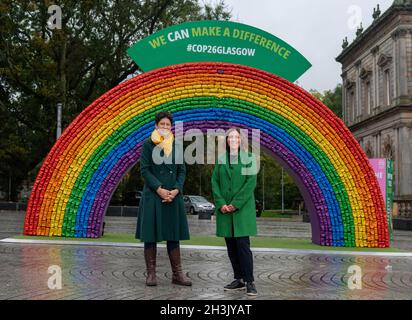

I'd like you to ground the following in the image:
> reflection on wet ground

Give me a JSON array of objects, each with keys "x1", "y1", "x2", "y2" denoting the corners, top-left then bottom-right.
[
  {"x1": 1, "y1": 211, "x2": 411, "y2": 300},
  {"x1": 1, "y1": 243, "x2": 411, "y2": 300}
]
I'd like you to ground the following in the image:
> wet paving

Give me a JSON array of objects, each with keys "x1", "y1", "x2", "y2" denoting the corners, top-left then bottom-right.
[
  {"x1": 1, "y1": 243, "x2": 412, "y2": 300},
  {"x1": 1, "y1": 211, "x2": 412, "y2": 300}
]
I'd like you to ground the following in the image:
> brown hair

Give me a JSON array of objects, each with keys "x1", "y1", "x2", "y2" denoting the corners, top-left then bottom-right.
[
  {"x1": 225, "y1": 127, "x2": 248, "y2": 164},
  {"x1": 155, "y1": 111, "x2": 173, "y2": 124}
]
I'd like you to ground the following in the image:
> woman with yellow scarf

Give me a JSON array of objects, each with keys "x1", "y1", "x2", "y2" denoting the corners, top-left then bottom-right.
[{"x1": 136, "y1": 111, "x2": 191, "y2": 287}]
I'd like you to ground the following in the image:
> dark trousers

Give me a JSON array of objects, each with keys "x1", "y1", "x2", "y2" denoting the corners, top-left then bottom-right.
[{"x1": 224, "y1": 237, "x2": 254, "y2": 283}]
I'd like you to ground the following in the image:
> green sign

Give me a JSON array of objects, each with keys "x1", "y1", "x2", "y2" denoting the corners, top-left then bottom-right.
[
  {"x1": 386, "y1": 160, "x2": 393, "y2": 242},
  {"x1": 127, "y1": 20, "x2": 311, "y2": 82}
]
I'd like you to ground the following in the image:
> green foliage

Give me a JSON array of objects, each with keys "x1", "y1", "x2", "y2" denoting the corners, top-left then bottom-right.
[
  {"x1": 309, "y1": 84, "x2": 342, "y2": 118},
  {"x1": 116, "y1": 137, "x2": 303, "y2": 210},
  {"x1": 254, "y1": 152, "x2": 301, "y2": 210},
  {"x1": 0, "y1": 0, "x2": 341, "y2": 207},
  {"x1": 0, "y1": 0, "x2": 231, "y2": 200}
]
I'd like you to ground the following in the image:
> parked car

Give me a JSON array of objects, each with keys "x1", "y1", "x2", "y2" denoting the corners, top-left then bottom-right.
[
  {"x1": 123, "y1": 191, "x2": 142, "y2": 206},
  {"x1": 183, "y1": 195, "x2": 215, "y2": 215}
]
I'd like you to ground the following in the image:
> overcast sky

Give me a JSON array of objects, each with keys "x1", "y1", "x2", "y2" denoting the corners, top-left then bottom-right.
[{"x1": 223, "y1": 0, "x2": 394, "y2": 92}]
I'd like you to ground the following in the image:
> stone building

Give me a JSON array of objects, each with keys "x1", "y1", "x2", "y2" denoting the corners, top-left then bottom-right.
[{"x1": 336, "y1": 0, "x2": 412, "y2": 225}]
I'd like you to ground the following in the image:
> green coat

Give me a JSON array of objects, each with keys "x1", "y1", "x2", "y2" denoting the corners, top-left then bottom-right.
[
  {"x1": 211, "y1": 151, "x2": 258, "y2": 238},
  {"x1": 136, "y1": 138, "x2": 189, "y2": 242}
]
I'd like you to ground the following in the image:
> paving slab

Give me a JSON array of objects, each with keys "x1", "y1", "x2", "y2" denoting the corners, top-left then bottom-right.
[{"x1": 1, "y1": 210, "x2": 412, "y2": 300}]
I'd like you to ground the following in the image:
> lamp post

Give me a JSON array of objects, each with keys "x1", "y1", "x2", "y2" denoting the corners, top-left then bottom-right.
[
  {"x1": 199, "y1": 167, "x2": 202, "y2": 195},
  {"x1": 281, "y1": 167, "x2": 284, "y2": 213},
  {"x1": 56, "y1": 102, "x2": 62, "y2": 140},
  {"x1": 8, "y1": 171, "x2": 11, "y2": 202},
  {"x1": 262, "y1": 163, "x2": 265, "y2": 211}
]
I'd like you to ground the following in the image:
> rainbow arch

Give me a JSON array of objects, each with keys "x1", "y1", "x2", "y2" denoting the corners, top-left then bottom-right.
[{"x1": 24, "y1": 63, "x2": 389, "y2": 248}]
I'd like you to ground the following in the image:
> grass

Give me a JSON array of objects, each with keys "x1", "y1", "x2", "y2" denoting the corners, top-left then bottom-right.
[
  {"x1": 259, "y1": 210, "x2": 302, "y2": 218},
  {"x1": 260, "y1": 211, "x2": 293, "y2": 218},
  {"x1": 13, "y1": 233, "x2": 405, "y2": 252}
]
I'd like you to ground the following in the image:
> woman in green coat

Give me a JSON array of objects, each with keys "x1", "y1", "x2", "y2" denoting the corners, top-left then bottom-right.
[
  {"x1": 211, "y1": 128, "x2": 258, "y2": 296},
  {"x1": 136, "y1": 111, "x2": 191, "y2": 287}
]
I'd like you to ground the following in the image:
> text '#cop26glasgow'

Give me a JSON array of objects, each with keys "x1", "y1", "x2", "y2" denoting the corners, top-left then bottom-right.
[{"x1": 187, "y1": 44, "x2": 255, "y2": 57}]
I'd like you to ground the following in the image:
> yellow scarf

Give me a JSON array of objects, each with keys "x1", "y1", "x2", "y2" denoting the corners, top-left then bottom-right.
[{"x1": 151, "y1": 129, "x2": 174, "y2": 157}]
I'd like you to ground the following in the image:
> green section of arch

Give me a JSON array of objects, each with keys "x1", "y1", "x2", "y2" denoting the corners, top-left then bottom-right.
[
  {"x1": 62, "y1": 97, "x2": 355, "y2": 246},
  {"x1": 127, "y1": 20, "x2": 311, "y2": 82}
]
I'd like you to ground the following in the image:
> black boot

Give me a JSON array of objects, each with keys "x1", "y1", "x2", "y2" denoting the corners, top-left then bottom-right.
[
  {"x1": 168, "y1": 247, "x2": 192, "y2": 286},
  {"x1": 144, "y1": 247, "x2": 157, "y2": 286}
]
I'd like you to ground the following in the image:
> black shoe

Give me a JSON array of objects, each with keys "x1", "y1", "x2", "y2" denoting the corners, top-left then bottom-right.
[
  {"x1": 246, "y1": 282, "x2": 257, "y2": 296},
  {"x1": 224, "y1": 279, "x2": 245, "y2": 291}
]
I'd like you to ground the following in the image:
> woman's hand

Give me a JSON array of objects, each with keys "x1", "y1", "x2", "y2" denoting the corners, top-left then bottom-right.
[
  {"x1": 157, "y1": 187, "x2": 170, "y2": 201},
  {"x1": 163, "y1": 189, "x2": 179, "y2": 203},
  {"x1": 170, "y1": 189, "x2": 179, "y2": 197},
  {"x1": 220, "y1": 205, "x2": 230, "y2": 214},
  {"x1": 157, "y1": 187, "x2": 179, "y2": 203},
  {"x1": 227, "y1": 204, "x2": 237, "y2": 212}
]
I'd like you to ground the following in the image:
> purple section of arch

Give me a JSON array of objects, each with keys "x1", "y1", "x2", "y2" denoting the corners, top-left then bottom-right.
[
  {"x1": 87, "y1": 121, "x2": 333, "y2": 245},
  {"x1": 87, "y1": 141, "x2": 144, "y2": 237}
]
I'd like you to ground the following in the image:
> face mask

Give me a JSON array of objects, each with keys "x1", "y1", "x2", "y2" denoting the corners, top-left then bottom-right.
[{"x1": 158, "y1": 128, "x2": 170, "y2": 137}]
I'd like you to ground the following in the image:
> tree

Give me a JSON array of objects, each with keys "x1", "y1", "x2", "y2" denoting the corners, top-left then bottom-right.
[
  {"x1": 0, "y1": 0, "x2": 231, "y2": 200},
  {"x1": 0, "y1": 103, "x2": 30, "y2": 201},
  {"x1": 254, "y1": 152, "x2": 301, "y2": 210},
  {"x1": 309, "y1": 84, "x2": 342, "y2": 119},
  {"x1": 322, "y1": 84, "x2": 342, "y2": 118}
]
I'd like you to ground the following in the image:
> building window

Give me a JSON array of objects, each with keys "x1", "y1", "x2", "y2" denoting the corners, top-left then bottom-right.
[
  {"x1": 383, "y1": 135, "x2": 394, "y2": 161},
  {"x1": 360, "y1": 68, "x2": 372, "y2": 117},
  {"x1": 384, "y1": 69, "x2": 391, "y2": 106},
  {"x1": 350, "y1": 91, "x2": 355, "y2": 123},
  {"x1": 344, "y1": 79, "x2": 355, "y2": 124},
  {"x1": 367, "y1": 81, "x2": 373, "y2": 115},
  {"x1": 356, "y1": 90, "x2": 361, "y2": 119},
  {"x1": 365, "y1": 141, "x2": 373, "y2": 158},
  {"x1": 376, "y1": 54, "x2": 393, "y2": 109}
]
